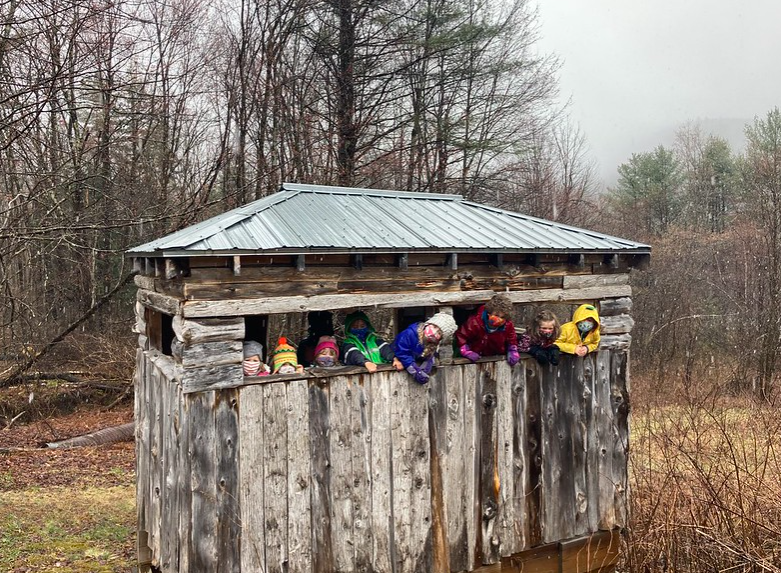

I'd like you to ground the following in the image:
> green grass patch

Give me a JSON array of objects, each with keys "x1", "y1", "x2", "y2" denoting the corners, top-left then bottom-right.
[{"x1": 0, "y1": 484, "x2": 135, "y2": 572}]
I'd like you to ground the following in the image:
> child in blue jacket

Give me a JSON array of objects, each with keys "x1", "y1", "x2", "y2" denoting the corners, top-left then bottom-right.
[{"x1": 392, "y1": 312, "x2": 457, "y2": 384}]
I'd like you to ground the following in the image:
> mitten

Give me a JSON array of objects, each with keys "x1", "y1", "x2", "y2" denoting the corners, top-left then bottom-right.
[
  {"x1": 529, "y1": 346, "x2": 549, "y2": 365},
  {"x1": 507, "y1": 345, "x2": 520, "y2": 366},
  {"x1": 407, "y1": 364, "x2": 430, "y2": 384},
  {"x1": 460, "y1": 344, "x2": 480, "y2": 362},
  {"x1": 547, "y1": 346, "x2": 560, "y2": 366},
  {"x1": 421, "y1": 356, "x2": 435, "y2": 374}
]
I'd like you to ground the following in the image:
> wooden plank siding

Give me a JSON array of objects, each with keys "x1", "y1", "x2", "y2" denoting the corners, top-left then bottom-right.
[{"x1": 136, "y1": 352, "x2": 629, "y2": 573}]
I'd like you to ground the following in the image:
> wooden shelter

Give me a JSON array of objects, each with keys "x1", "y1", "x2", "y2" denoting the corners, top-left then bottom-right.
[{"x1": 129, "y1": 183, "x2": 649, "y2": 573}]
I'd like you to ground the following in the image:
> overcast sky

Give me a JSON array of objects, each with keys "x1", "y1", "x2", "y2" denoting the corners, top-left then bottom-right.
[{"x1": 535, "y1": 0, "x2": 781, "y2": 187}]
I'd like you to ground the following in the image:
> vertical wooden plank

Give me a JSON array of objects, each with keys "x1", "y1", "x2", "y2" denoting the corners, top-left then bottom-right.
[
  {"x1": 177, "y1": 381, "x2": 192, "y2": 573},
  {"x1": 215, "y1": 388, "x2": 241, "y2": 573},
  {"x1": 352, "y1": 376, "x2": 372, "y2": 570},
  {"x1": 159, "y1": 375, "x2": 173, "y2": 571},
  {"x1": 463, "y1": 364, "x2": 480, "y2": 569},
  {"x1": 540, "y1": 357, "x2": 567, "y2": 543},
  {"x1": 510, "y1": 363, "x2": 529, "y2": 551},
  {"x1": 134, "y1": 350, "x2": 149, "y2": 561},
  {"x1": 189, "y1": 391, "x2": 218, "y2": 569},
  {"x1": 611, "y1": 351, "x2": 630, "y2": 528},
  {"x1": 369, "y1": 374, "x2": 393, "y2": 571},
  {"x1": 309, "y1": 381, "x2": 334, "y2": 572},
  {"x1": 428, "y1": 366, "x2": 452, "y2": 573},
  {"x1": 408, "y1": 376, "x2": 432, "y2": 573},
  {"x1": 287, "y1": 379, "x2": 313, "y2": 572},
  {"x1": 583, "y1": 354, "x2": 601, "y2": 534},
  {"x1": 571, "y1": 356, "x2": 591, "y2": 537},
  {"x1": 149, "y1": 362, "x2": 163, "y2": 559},
  {"x1": 592, "y1": 352, "x2": 614, "y2": 530},
  {"x1": 391, "y1": 376, "x2": 413, "y2": 571},
  {"x1": 240, "y1": 385, "x2": 265, "y2": 572},
  {"x1": 329, "y1": 375, "x2": 355, "y2": 571},
  {"x1": 478, "y1": 363, "x2": 500, "y2": 565},
  {"x1": 264, "y1": 382, "x2": 289, "y2": 572},
  {"x1": 495, "y1": 361, "x2": 518, "y2": 556},
  {"x1": 442, "y1": 366, "x2": 469, "y2": 571},
  {"x1": 523, "y1": 361, "x2": 543, "y2": 548}
]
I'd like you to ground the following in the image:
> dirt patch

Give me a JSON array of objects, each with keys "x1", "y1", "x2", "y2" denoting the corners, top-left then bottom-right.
[{"x1": 0, "y1": 404, "x2": 135, "y2": 491}]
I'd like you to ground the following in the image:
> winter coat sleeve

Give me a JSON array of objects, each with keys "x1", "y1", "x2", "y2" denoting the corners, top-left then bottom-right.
[
  {"x1": 342, "y1": 341, "x2": 369, "y2": 366},
  {"x1": 504, "y1": 320, "x2": 519, "y2": 349},
  {"x1": 584, "y1": 329, "x2": 601, "y2": 353},
  {"x1": 455, "y1": 314, "x2": 482, "y2": 350},
  {"x1": 517, "y1": 333, "x2": 532, "y2": 353},
  {"x1": 376, "y1": 337, "x2": 396, "y2": 362},
  {"x1": 554, "y1": 322, "x2": 580, "y2": 355},
  {"x1": 392, "y1": 326, "x2": 420, "y2": 369}
]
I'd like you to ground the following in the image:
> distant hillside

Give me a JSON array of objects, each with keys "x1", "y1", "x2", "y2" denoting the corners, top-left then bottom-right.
[{"x1": 598, "y1": 117, "x2": 750, "y2": 188}]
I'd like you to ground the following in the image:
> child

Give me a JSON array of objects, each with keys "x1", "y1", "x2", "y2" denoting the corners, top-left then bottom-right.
[
  {"x1": 342, "y1": 311, "x2": 402, "y2": 373},
  {"x1": 297, "y1": 311, "x2": 334, "y2": 367},
  {"x1": 518, "y1": 310, "x2": 561, "y2": 366},
  {"x1": 555, "y1": 303, "x2": 601, "y2": 357},
  {"x1": 312, "y1": 335, "x2": 340, "y2": 368},
  {"x1": 242, "y1": 340, "x2": 271, "y2": 376},
  {"x1": 455, "y1": 293, "x2": 520, "y2": 366},
  {"x1": 271, "y1": 337, "x2": 305, "y2": 374},
  {"x1": 392, "y1": 312, "x2": 457, "y2": 384}
]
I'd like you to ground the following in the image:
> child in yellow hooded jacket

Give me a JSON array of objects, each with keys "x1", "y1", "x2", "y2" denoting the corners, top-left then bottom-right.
[{"x1": 555, "y1": 304, "x2": 600, "y2": 357}]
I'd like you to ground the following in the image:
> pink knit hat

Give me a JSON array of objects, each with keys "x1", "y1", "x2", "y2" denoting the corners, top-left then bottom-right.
[{"x1": 314, "y1": 335, "x2": 339, "y2": 359}]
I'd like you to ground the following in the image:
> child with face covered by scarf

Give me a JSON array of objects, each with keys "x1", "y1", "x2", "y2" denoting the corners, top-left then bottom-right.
[
  {"x1": 517, "y1": 309, "x2": 561, "y2": 365},
  {"x1": 342, "y1": 311, "x2": 403, "y2": 373},
  {"x1": 392, "y1": 312, "x2": 458, "y2": 384},
  {"x1": 555, "y1": 303, "x2": 601, "y2": 357},
  {"x1": 242, "y1": 340, "x2": 271, "y2": 377},
  {"x1": 455, "y1": 294, "x2": 520, "y2": 366}
]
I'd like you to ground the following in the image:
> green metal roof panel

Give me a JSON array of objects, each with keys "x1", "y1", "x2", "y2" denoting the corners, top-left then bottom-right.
[{"x1": 127, "y1": 182, "x2": 650, "y2": 256}]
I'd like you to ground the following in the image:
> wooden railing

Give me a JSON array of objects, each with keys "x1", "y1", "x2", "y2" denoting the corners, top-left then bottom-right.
[{"x1": 135, "y1": 351, "x2": 629, "y2": 573}]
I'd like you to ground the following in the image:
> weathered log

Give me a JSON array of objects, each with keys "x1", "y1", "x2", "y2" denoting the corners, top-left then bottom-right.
[
  {"x1": 172, "y1": 316, "x2": 245, "y2": 346},
  {"x1": 598, "y1": 334, "x2": 632, "y2": 350},
  {"x1": 599, "y1": 314, "x2": 635, "y2": 334},
  {"x1": 599, "y1": 297, "x2": 633, "y2": 316},
  {"x1": 181, "y1": 286, "x2": 632, "y2": 318},
  {"x1": 562, "y1": 274, "x2": 629, "y2": 289},
  {"x1": 138, "y1": 288, "x2": 181, "y2": 316},
  {"x1": 46, "y1": 421, "x2": 135, "y2": 449}
]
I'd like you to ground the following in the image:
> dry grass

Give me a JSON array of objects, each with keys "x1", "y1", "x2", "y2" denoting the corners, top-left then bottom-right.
[{"x1": 626, "y1": 374, "x2": 781, "y2": 572}]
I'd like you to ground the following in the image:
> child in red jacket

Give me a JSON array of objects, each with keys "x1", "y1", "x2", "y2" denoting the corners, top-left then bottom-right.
[{"x1": 456, "y1": 294, "x2": 520, "y2": 366}]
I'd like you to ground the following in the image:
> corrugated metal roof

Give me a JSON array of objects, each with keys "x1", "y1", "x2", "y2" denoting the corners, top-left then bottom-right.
[{"x1": 127, "y1": 182, "x2": 650, "y2": 256}]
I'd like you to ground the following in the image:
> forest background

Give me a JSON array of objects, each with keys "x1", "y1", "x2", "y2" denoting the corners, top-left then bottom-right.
[{"x1": 2, "y1": 0, "x2": 781, "y2": 570}]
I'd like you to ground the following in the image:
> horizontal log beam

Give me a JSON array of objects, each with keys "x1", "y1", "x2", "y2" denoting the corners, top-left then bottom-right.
[
  {"x1": 137, "y1": 288, "x2": 181, "y2": 316},
  {"x1": 600, "y1": 314, "x2": 635, "y2": 334},
  {"x1": 562, "y1": 274, "x2": 629, "y2": 289},
  {"x1": 182, "y1": 285, "x2": 632, "y2": 318}
]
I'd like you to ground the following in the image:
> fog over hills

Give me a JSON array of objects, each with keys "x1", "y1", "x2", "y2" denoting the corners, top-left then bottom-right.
[{"x1": 596, "y1": 117, "x2": 750, "y2": 189}]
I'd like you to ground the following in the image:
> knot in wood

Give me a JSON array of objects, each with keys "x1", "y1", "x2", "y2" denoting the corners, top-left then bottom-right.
[
  {"x1": 482, "y1": 393, "x2": 496, "y2": 408},
  {"x1": 483, "y1": 499, "x2": 498, "y2": 520}
]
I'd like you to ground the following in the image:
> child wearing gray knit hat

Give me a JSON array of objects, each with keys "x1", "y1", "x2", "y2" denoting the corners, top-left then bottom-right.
[{"x1": 243, "y1": 340, "x2": 270, "y2": 377}]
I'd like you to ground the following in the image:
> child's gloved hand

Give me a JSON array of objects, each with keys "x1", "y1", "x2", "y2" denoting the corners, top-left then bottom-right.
[
  {"x1": 529, "y1": 346, "x2": 549, "y2": 365},
  {"x1": 548, "y1": 346, "x2": 560, "y2": 366},
  {"x1": 406, "y1": 364, "x2": 430, "y2": 384},
  {"x1": 507, "y1": 345, "x2": 520, "y2": 366},
  {"x1": 421, "y1": 356, "x2": 435, "y2": 374},
  {"x1": 460, "y1": 344, "x2": 480, "y2": 362}
]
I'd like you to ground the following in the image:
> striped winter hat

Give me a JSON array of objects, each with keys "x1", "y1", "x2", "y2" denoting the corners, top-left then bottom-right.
[{"x1": 272, "y1": 337, "x2": 298, "y2": 373}]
